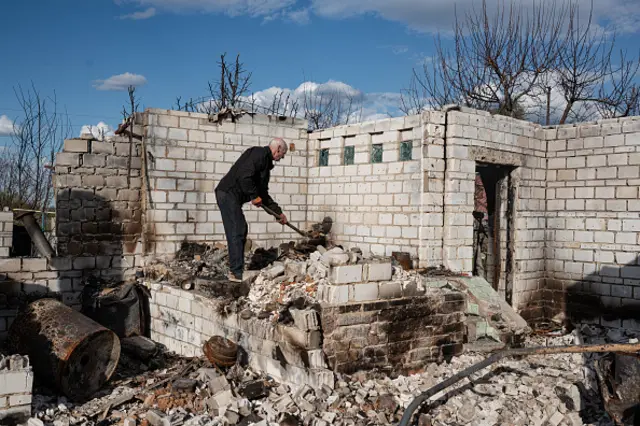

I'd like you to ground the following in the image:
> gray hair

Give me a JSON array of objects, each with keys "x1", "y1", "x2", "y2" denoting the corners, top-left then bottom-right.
[{"x1": 269, "y1": 138, "x2": 288, "y2": 153}]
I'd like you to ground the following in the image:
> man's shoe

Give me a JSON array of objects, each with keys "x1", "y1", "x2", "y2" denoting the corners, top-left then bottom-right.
[{"x1": 227, "y1": 273, "x2": 243, "y2": 283}]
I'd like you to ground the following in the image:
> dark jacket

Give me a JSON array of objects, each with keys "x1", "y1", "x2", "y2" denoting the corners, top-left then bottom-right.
[{"x1": 215, "y1": 146, "x2": 282, "y2": 215}]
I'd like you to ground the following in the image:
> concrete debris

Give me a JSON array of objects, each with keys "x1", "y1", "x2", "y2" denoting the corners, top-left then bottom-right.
[
  {"x1": 146, "y1": 409, "x2": 171, "y2": 426},
  {"x1": 21, "y1": 322, "x2": 628, "y2": 426}
]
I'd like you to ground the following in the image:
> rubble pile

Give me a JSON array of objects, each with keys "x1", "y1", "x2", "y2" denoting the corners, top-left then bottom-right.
[{"x1": 21, "y1": 323, "x2": 634, "y2": 426}]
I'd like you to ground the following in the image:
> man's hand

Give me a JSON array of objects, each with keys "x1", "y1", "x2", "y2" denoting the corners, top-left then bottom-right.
[
  {"x1": 251, "y1": 197, "x2": 262, "y2": 207},
  {"x1": 278, "y1": 213, "x2": 287, "y2": 225}
]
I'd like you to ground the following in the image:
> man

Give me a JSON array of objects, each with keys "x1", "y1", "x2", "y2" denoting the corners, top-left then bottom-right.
[{"x1": 215, "y1": 138, "x2": 288, "y2": 282}]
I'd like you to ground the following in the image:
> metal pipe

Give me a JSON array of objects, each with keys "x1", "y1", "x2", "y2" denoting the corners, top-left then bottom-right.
[
  {"x1": 15, "y1": 211, "x2": 55, "y2": 259},
  {"x1": 398, "y1": 342, "x2": 640, "y2": 426},
  {"x1": 8, "y1": 298, "x2": 121, "y2": 401},
  {"x1": 13, "y1": 208, "x2": 56, "y2": 215}
]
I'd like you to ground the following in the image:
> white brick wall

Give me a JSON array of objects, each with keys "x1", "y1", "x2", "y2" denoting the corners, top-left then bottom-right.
[
  {"x1": 144, "y1": 110, "x2": 309, "y2": 256},
  {"x1": 545, "y1": 116, "x2": 640, "y2": 321},
  {"x1": 308, "y1": 115, "x2": 423, "y2": 259}
]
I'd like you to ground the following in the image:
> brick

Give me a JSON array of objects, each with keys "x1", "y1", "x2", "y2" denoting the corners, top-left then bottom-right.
[
  {"x1": 106, "y1": 176, "x2": 128, "y2": 187},
  {"x1": 363, "y1": 263, "x2": 392, "y2": 282},
  {"x1": 82, "y1": 154, "x2": 106, "y2": 167},
  {"x1": 378, "y1": 282, "x2": 402, "y2": 299},
  {"x1": 156, "y1": 178, "x2": 176, "y2": 190},
  {"x1": 290, "y1": 309, "x2": 320, "y2": 331},
  {"x1": 8, "y1": 394, "x2": 31, "y2": 407},
  {"x1": 0, "y1": 371, "x2": 30, "y2": 394},
  {"x1": 82, "y1": 175, "x2": 104, "y2": 187},
  {"x1": 64, "y1": 139, "x2": 90, "y2": 153},
  {"x1": 106, "y1": 155, "x2": 128, "y2": 168},
  {"x1": 55, "y1": 152, "x2": 81, "y2": 167},
  {"x1": 330, "y1": 265, "x2": 363, "y2": 284},
  {"x1": 21, "y1": 258, "x2": 47, "y2": 272},
  {"x1": 158, "y1": 114, "x2": 179, "y2": 127},
  {"x1": 73, "y1": 257, "x2": 96, "y2": 270},
  {"x1": 179, "y1": 117, "x2": 199, "y2": 129},
  {"x1": 167, "y1": 210, "x2": 187, "y2": 222},
  {"x1": 0, "y1": 259, "x2": 21, "y2": 273},
  {"x1": 168, "y1": 128, "x2": 188, "y2": 140},
  {"x1": 155, "y1": 159, "x2": 175, "y2": 171},
  {"x1": 167, "y1": 147, "x2": 186, "y2": 159},
  {"x1": 352, "y1": 282, "x2": 379, "y2": 302},
  {"x1": 176, "y1": 160, "x2": 196, "y2": 172}
]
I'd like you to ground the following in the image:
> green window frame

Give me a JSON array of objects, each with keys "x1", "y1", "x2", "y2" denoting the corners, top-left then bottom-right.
[
  {"x1": 371, "y1": 144, "x2": 383, "y2": 163},
  {"x1": 344, "y1": 146, "x2": 355, "y2": 165},
  {"x1": 319, "y1": 148, "x2": 329, "y2": 166},
  {"x1": 400, "y1": 140, "x2": 413, "y2": 161}
]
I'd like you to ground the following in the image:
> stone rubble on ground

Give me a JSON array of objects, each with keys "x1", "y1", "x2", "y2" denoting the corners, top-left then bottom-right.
[{"x1": 20, "y1": 323, "x2": 633, "y2": 426}]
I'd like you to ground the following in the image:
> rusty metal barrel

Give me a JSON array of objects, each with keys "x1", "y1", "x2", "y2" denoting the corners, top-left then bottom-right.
[{"x1": 8, "y1": 298, "x2": 121, "y2": 401}]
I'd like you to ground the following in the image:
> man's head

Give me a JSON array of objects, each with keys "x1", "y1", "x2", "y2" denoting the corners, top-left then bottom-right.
[{"x1": 269, "y1": 138, "x2": 288, "y2": 162}]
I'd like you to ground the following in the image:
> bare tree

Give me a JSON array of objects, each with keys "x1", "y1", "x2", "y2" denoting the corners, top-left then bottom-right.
[
  {"x1": 207, "y1": 53, "x2": 252, "y2": 113},
  {"x1": 409, "y1": 0, "x2": 565, "y2": 118},
  {"x1": 399, "y1": 73, "x2": 430, "y2": 115},
  {"x1": 264, "y1": 90, "x2": 300, "y2": 118},
  {"x1": 406, "y1": 0, "x2": 640, "y2": 124},
  {"x1": 595, "y1": 51, "x2": 640, "y2": 118},
  {"x1": 6, "y1": 83, "x2": 70, "y2": 212},
  {"x1": 552, "y1": 3, "x2": 616, "y2": 124},
  {"x1": 174, "y1": 96, "x2": 201, "y2": 113},
  {"x1": 301, "y1": 83, "x2": 363, "y2": 130}
]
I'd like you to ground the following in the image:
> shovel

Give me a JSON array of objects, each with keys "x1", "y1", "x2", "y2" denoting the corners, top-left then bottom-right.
[{"x1": 261, "y1": 205, "x2": 308, "y2": 237}]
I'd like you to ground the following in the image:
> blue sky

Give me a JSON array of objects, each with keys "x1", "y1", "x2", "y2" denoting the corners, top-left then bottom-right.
[{"x1": 1, "y1": 0, "x2": 639, "y2": 138}]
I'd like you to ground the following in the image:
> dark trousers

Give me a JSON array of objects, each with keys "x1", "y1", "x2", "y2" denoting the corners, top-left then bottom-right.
[{"x1": 215, "y1": 189, "x2": 247, "y2": 278}]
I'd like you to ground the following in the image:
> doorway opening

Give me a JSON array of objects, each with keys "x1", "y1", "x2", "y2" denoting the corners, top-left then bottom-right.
[{"x1": 473, "y1": 163, "x2": 517, "y2": 304}]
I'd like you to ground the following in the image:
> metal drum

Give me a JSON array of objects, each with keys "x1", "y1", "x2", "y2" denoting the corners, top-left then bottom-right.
[{"x1": 8, "y1": 298, "x2": 121, "y2": 401}]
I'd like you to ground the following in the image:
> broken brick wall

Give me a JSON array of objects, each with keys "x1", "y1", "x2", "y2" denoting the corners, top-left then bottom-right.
[
  {"x1": 55, "y1": 119, "x2": 144, "y2": 266},
  {"x1": 420, "y1": 108, "x2": 548, "y2": 320},
  {"x1": 321, "y1": 291, "x2": 465, "y2": 374},
  {"x1": 0, "y1": 355, "x2": 33, "y2": 423},
  {"x1": 307, "y1": 115, "x2": 423, "y2": 260},
  {"x1": 148, "y1": 283, "x2": 334, "y2": 388},
  {"x1": 142, "y1": 109, "x2": 310, "y2": 259},
  {"x1": 543, "y1": 117, "x2": 640, "y2": 328}
]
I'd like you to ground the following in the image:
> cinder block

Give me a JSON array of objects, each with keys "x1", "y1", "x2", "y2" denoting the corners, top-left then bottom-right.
[
  {"x1": 73, "y1": 257, "x2": 96, "y2": 270},
  {"x1": 379, "y1": 282, "x2": 403, "y2": 299},
  {"x1": 0, "y1": 371, "x2": 30, "y2": 394},
  {"x1": 82, "y1": 154, "x2": 106, "y2": 167},
  {"x1": 55, "y1": 152, "x2": 81, "y2": 167},
  {"x1": 279, "y1": 326, "x2": 322, "y2": 349},
  {"x1": 8, "y1": 394, "x2": 31, "y2": 407},
  {"x1": 0, "y1": 259, "x2": 21, "y2": 273},
  {"x1": 168, "y1": 128, "x2": 188, "y2": 140},
  {"x1": 290, "y1": 309, "x2": 320, "y2": 331},
  {"x1": 330, "y1": 265, "x2": 363, "y2": 284},
  {"x1": 21, "y1": 258, "x2": 47, "y2": 272},
  {"x1": 64, "y1": 139, "x2": 90, "y2": 153},
  {"x1": 351, "y1": 282, "x2": 379, "y2": 302},
  {"x1": 363, "y1": 263, "x2": 392, "y2": 282}
]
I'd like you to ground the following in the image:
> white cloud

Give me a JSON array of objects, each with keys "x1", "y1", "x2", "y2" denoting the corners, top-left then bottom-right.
[
  {"x1": 287, "y1": 8, "x2": 310, "y2": 25},
  {"x1": 0, "y1": 115, "x2": 15, "y2": 136},
  {"x1": 120, "y1": 0, "x2": 295, "y2": 17},
  {"x1": 93, "y1": 73, "x2": 147, "y2": 91},
  {"x1": 115, "y1": 0, "x2": 640, "y2": 34},
  {"x1": 246, "y1": 80, "x2": 402, "y2": 124},
  {"x1": 310, "y1": 0, "x2": 640, "y2": 34},
  {"x1": 119, "y1": 7, "x2": 156, "y2": 19},
  {"x1": 80, "y1": 122, "x2": 115, "y2": 140}
]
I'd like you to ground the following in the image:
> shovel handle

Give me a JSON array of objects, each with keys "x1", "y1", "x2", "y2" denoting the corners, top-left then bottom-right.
[{"x1": 261, "y1": 205, "x2": 306, "y2": 237}]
